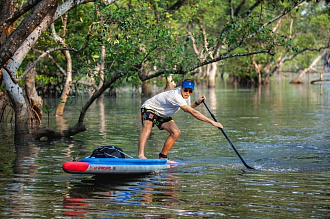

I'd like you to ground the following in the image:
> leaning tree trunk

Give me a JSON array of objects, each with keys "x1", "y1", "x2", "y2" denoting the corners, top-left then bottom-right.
[
  {"x1": 290, "y1": 50, "x2": 326, "y2": 84},
  {"x1": 34, "y1": 72, "x2": 124, "y2": 140},
  {"x1": 311, "y1": 51, "x2": 330, "y2": 84}
]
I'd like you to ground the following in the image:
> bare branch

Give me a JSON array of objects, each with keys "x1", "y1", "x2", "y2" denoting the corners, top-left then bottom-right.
[
  {"x1": 189, "y1": 49, "x2": 274, "y2": 73},
  {"x1": 264, "y1": 44, "x2": 330, "y2": 80},
  {"x1": 62, "y1": 71, "x2": 123, "y2": 137},
  {"x1": 72, "y1": 80, "x2": 98, "y2": 90},
  {"x1": 33, "y1": 48, "x2": 66, "y2": 76},
  {"x1": 17, "y1": 47, "x2": 74, "y2": 81},
  {"x1": 140, "y1": 48, "x2": 274, "y2": 82},
  {"x1": 17, "y1": 32, "x2": 91, "y2": 82},
  {"x1": 240, "y1": 0, "x2": 263, "y2": 19},
  {"x1": 283, "y1": 45, "x2": 330, "y2": 63}
]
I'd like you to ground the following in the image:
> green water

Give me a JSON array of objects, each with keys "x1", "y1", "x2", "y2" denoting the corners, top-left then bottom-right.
[{"x1": 0, "y1": 78, "x2": 329, "y2": 218}]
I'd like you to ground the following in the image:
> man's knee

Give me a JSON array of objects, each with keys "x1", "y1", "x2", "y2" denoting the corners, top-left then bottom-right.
[{"x1": 171, "y1": 129, "x2": 181, "y2": 139}]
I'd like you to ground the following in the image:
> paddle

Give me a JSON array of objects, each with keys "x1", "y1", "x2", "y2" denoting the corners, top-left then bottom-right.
[{"x1": 202, "y1": 100, "x2": 254, "y2": 169}]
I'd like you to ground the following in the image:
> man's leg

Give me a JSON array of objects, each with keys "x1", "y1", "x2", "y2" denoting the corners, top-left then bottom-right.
[
  {"x1": 138, "y1": 120, "x2": 153, "y2": 159},
  {"x1": 159, "y1": 121, "x2": 181, "y2": 157}
]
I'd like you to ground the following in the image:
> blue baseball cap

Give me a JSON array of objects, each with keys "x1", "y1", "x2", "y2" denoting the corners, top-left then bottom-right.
[{"x1": 182, "y1": 81, "x2": 195, "y2": 91}]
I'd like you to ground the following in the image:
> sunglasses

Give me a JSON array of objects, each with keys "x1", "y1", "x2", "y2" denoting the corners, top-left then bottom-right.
[{"x1": 183, "y1": 88, "x2": 193, "y2": 93}]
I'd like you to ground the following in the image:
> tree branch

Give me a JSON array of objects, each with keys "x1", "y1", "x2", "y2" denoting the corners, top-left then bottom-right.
[
  {"x1": 234, "y1": 0, "x2": 248, "y2": 17},
  {"x1": 72, "y1": 80, "x2": 98, "y2": 90},
  {"x1": 282, "y1": 45, "x2": 330, "y2": 63},
  {"x1": 33, "y1": 48, "x2": 66, "y2": 76},
  {"x1": 264, "y1": 44, "x2": 330, "y2": 80},
  {"x1": 139, "y1": 68, "x2": 185, "y2": 81},
  {"x1": 189, "y1": 49, "x2": 274, "y2": 73},
  {"x1": 167, "y1": 0, "x2": 187, "y2": 11}
]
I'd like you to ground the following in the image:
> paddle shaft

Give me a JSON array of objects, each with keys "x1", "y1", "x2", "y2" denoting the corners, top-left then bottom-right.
[{"x1": 202, "y1": 101, "x2": 254, "y2": 169}]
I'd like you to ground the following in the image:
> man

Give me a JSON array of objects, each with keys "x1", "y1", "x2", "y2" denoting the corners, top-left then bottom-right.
[{"x1": 138, "y1": 78, "x2": 223, "y2": 159}]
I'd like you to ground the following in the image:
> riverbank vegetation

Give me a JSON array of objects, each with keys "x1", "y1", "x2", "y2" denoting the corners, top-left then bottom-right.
[{"x1": 0, "y1": 0, "x2": 329, "y2": 142}]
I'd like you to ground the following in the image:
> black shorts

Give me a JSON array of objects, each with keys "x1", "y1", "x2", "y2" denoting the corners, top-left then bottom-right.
[{"x1": 141, "y1": 108, "x2": 173, "y2": 130}]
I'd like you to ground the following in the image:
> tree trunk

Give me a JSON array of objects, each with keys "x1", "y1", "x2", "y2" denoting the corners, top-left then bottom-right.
[
  {"x1": 1, "y1": 0, "x2": 118, "y2": 141},
  {"x1": 25, "y1": 63, "x2": 43, "y2": 125},
  {"x1": 290, "y1": 50, "x2": 326, "y2": 84},
  {"x1": 140, "y1": 65, "x2": 151, "y2": 96},
  {"x1": 55, "y1": 48, "x2": 72, "y2": 116},
  {"x1": 2, "y1": 70, "x2": 30, "y2": 139},
  {"x1": 207, "y1": 62, "x2": 217, "y2": 88},
  {"x1": 251, "y1": 58, "x2": 262, "y2": 84},
  {"x1": 55, "y1": 50, "x2": 72, "y2": 116},
  {"x1": 98, "y1": 44, "x2": 105, "y2": 89},
  {"x1": 142, "y1": 81, "x2": 152, "y2": 96},
  {"x1": 164, "y1": 75, "x2": 176, "y2": 91},
  {"x1": 311, "y1": 51, "x2": 329, "y2": 84},
  {"x1": 1, "y1": 1, "x2": 59, "y2": 139},
  {"x1": 51, "y1": 23, "x2": 73, "y2": 116}
]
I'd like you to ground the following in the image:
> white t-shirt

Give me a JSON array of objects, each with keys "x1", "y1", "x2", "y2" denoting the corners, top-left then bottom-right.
[{"x1": 141, "y1": 88, "x2": 191, "y2": 117}]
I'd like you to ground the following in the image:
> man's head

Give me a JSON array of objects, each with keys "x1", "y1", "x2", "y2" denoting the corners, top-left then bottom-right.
[{"x1": 181, "y1": 79, "x2": 194, "y2": 99}]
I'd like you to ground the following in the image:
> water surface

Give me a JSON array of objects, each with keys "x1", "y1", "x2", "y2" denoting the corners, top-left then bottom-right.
[{"x1": 0, "y1": 77, "x2": 329, "y2": 218}]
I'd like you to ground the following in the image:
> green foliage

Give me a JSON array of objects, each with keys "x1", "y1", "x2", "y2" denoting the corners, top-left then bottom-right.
[
  {"x1": 71, "y1": 0, "x2": 195, "y2": 86},
  {"x1": 24, "y1": 0, "x2": 329, "y2": 92},
  {"x1": 41, "y1": 104, "x2": 52, "y2": 114},
  {"x1": 36, "y1": 75, "x2": 55, "y2": 85},
  {"x1": 42, "y1": 104, "x2": 53, "y2": 126}
]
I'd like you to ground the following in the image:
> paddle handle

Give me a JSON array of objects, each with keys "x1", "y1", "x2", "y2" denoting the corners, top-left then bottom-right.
[{"x1": 202, "y1": 100, "x2": 254, "y2": 169}]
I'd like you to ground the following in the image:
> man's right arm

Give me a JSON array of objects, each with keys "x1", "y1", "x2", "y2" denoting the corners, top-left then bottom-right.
[{"x1": 180, "y1": 105, "x2": 223, "y2": 129}]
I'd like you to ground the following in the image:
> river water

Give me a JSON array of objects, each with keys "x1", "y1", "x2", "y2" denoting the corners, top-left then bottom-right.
[{"x1": 0, "y1": 76, "x2": 329, "y2": 218}]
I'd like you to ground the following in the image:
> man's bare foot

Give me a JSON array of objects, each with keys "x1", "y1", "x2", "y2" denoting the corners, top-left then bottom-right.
[{"x1": 138, "y1": 155, "x2": 147, "y2": 159}]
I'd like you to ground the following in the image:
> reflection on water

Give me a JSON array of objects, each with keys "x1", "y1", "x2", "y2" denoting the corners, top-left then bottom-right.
[
  {"x1": 0, "y1": 78, "x2": 329, "y2": 218},
  {"x1": 62, "y1": 172, "x2": 181, "y2": 218}
]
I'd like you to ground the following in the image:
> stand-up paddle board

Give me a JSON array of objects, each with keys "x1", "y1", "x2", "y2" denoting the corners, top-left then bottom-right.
[
  {"x1": 62, "y1": 146, "x2": 180, "y2": 175},
  {"x1": 63, "y1": 158, "x2": 179, "y2": 175}
]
